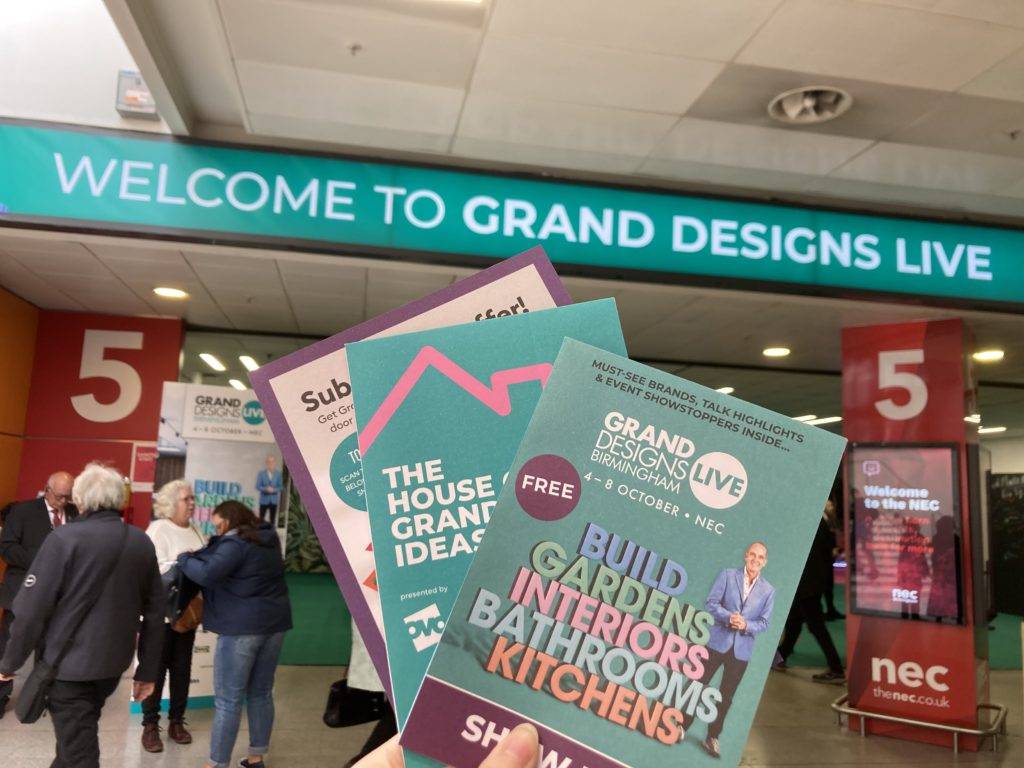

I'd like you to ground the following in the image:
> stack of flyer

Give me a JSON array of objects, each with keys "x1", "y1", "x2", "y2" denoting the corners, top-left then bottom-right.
[{"x1": 253, "y1": 249, "x2": 846, "y2": 768}]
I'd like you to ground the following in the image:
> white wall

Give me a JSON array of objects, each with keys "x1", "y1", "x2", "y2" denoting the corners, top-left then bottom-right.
[
  {"x1": 981, "y1": 436, "x2": 1024, "y2": 475},
  {"x1": 0, "y1": 0, "x2": 168, "y2": 132}
]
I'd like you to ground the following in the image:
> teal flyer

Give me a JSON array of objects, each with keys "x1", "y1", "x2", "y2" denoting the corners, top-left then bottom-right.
[
  {"x1": 347, "y1": 301, "x2": 627, "y2": 740},
  {"x1": 402, "y1": 340, "x2": 847, "y2": 768}
]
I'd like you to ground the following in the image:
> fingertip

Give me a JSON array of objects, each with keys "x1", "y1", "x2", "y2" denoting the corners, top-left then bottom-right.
[{"x1": 496, "y1": 723, "x2": 539, "y2": 767}]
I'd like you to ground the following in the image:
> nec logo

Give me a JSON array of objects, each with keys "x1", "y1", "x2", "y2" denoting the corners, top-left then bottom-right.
[
  {"x1": 891, "y1": 588, "x2": 919, "y2": 604},
  {"x1": 871, "y1": 656, "x2": 950, "y2": 692}
]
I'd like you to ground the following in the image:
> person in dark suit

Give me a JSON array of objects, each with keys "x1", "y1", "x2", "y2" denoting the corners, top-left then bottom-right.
[
  {"x1": 0, "y1": 471, "x2": 77, "y2": 714},
  {"x1": 775, "y1": 512, "x2": 845, "y2": 683},
  {"x1": 689, "y1": 542, "x2": 775, "y2": 759},
  {"x1": 0, "y1": 463, "x2": 164, "y2": 768}
]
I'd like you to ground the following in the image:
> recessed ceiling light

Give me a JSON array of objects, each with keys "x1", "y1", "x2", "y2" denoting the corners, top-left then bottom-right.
[
  {"x1": 228, "y1": 379, "x2": 247, "y2": 391},
  {"x1": 199, "y1": 353, "x2": 226, "y2": 372},
  {"x1": 978, "y1": 426, "x2": 1007, "y2": 434},
  {"x1": 239, "y1": 355, "x2": 260, "y2": 372},
  {"x1": 964, "y1": 414, "x2": 981, "y2": 424},
  {"x1": 763, "y1": 347, "x2": 791, "y2": 358},
  {"x1": 973, "y1": 349, "x2": 1004, "y2": 363},
  {"x1": 153, "y1": 286, "x2": 189, "y2": 299},
  {"x1": 768, "y1": 86, "x2": 853, "y2": 125},
  {"x1": 792, "y1": 414, "x2": 818, "y2": 422},
  {"x1": 716, "y1": 387, "x2": 735, "y2": 395},
  {"x1": 807, "y1": 416, "x2": 842, "y2": 426}
]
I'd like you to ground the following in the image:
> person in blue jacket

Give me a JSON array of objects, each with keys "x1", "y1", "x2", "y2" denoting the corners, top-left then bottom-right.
[
  {"x1": 255, "y1": 456, "x2": 283, "y2": 527},
  {"x1": 178, "y1": 500, "x2": 291, "y2": 768}
]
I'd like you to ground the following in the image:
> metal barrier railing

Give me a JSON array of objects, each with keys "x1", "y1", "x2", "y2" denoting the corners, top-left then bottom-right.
[{"x1": 830, "y1": 693, "x2": 1008, "y2": 755}]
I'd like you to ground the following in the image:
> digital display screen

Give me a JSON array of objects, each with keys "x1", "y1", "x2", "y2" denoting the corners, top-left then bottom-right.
[{"x1": 849, "y1": 444, "x2": 963, "y2": 623}]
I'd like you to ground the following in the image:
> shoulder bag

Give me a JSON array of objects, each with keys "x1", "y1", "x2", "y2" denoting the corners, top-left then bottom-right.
[{"x1": 15, "y1": 523, "x2": 130, "y2": 724}]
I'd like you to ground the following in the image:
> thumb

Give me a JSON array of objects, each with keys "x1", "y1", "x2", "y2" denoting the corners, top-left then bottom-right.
[{"x1": 479, "y1": 724, "x2": 539, "y2": 768}]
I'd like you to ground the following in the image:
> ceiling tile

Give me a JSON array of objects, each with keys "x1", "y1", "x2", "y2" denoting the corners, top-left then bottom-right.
[
  {"x1": 636, "y1": 156, "x2": 823, "y2": 194},
  {"x1": 237, "y1": 60, "x2": 464, "y2": 135},
  {"x1": 248, "y1": 113, "x2": 453, "y2": 154},
  {"x1": 451, "y1": 136, "x2": 646, "y2": 176},
  {"x1": 858, "y1": 0, "x2": 1024, "y2": 28},
  {"x1": 829, "y1": 141, "x2": 1024, "y2": 194},
  {"x1": 488, "y1": 0, "x2": 782, "y2": 61},
  {"x1": 737, "y1": 0, "x2": 1024, "y2": 90},
  {"x1": 800, "y1": 175, "x2": 1024, "y2": 216},
  {"x1": 277, "y1": 258, "x2": 367, "y2": 296},
  {"x1": 0, "y1": 234, "x2": 90, "y2": 255},
  {"x1": 456, "y1": 93, "x2": 678, "y2": 157},
  {"x1": 887, "y1": 94, "x2": 1024, "y2": 158},
  {"x1": 685, "y1": 63, "x2": 948, "y2": 140},
  {"x1": 647, "y1": 117, "x2": 872, "y2": 174},
  {"x1": 220, "y1": 0, "x2": 482, "y2": 89},
  {"x1": 1, "y1": 245, "x2": 100, "y2": 276},
  {"x1": 185, "y1": 250, "x2": 282, "y2": 291},
  {"x1": 220, "y1": 306, "x2": 298, "y2": 333},
  {"x1": 472, "y1": 35, "x2": 723, "y2": 115},
  {"x1": 0, "y1": 253, "x2": 84, "y2": 310},
  {"x1": 961, "y1": 47, "x2": 1024, "y2": 103}
]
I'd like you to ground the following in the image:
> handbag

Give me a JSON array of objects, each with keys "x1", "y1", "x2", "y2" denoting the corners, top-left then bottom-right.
[
  {"x1": 16, "y1": 523, "x2": 130, "y2": 724},
  {"x1": 162, "y1": 563, "x2": 201, "y2": 627},
  {"x1": 171, "y1": 594, "x2": 203, "y2": 634}
]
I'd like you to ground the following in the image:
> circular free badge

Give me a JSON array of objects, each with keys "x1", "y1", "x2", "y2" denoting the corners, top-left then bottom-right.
[{"x1": 515, "y1": 454, "x2": 582, "y2": 521}]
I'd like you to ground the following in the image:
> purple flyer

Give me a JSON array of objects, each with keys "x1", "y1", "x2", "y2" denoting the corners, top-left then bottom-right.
[{"x1": 250, "y1": 248, "x2": 571, "y2": 686}]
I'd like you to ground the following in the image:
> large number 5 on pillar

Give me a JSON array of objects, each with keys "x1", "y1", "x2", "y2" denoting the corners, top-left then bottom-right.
[
  {"x1": 70, "y1": 329, "x2": 145, "y2": 423},
  {"x1": 874, "y1": 349, "x2": 928, "y2": 421}
]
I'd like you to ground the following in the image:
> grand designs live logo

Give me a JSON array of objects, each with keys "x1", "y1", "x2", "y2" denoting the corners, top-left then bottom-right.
[{"x1": 242, "y1": 400, "x2": 265, "y2": 425}]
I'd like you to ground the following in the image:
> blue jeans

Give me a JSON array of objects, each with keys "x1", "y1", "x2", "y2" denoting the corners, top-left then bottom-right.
[{"x1": 210, "y1": 632, "x2": 286, "y2": 768}]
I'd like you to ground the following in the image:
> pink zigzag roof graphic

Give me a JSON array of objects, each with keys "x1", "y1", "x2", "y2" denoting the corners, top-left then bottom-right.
[{"x1": 358, "y1": 345, "x2": 552, "y2": 454}]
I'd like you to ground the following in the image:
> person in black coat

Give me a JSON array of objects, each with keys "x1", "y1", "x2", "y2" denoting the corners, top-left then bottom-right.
[
  {"x1": 0, "y1": 463, "x2": 164, "y2": 767},
  {"x1": 0, "y1": 471, "x2": 77, "y2": 713},
  {"x1": 775, "y1": 510, "x2": 845, "y2": 683}
]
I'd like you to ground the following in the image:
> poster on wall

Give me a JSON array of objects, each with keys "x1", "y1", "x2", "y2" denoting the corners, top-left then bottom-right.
[
  {"x1": 250, "y1": 248, "x2": 571, "y2": 686},
  {"x1": 158, "y1": 382, "x2": 283, "y2": 538},
  {"x1": 401, "y1": 341, "x2": 846, "y2": 768},
  {"x1": 848, "y1": 444, "x2": 963, "y2": 624}
]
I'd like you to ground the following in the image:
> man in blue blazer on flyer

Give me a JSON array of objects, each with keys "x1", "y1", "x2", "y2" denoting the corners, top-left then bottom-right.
[{"x1": 692, "y1": 541, "x2": 775, "y2": 758}]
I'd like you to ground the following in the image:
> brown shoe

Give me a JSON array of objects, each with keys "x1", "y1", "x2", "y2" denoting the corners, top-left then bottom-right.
[
  {"x1": 168, "y1": 719, "x2": 193, "y2": 745},
  {"x1": 142, "y1": 723, "x2": 164, "y2": 753}
]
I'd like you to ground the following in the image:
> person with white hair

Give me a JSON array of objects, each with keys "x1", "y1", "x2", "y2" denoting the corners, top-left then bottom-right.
[
  {"x1": 0, "y1": 462, "x2": 164, "y2": 768},
  {"x1": 140, "y1": 478, "x2": 207, "y2": 753}
]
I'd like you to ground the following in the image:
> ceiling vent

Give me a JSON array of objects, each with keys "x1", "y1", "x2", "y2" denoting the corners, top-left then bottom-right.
[{"x1": 767, "y1": 86, "x2": 852, "y2": 125}]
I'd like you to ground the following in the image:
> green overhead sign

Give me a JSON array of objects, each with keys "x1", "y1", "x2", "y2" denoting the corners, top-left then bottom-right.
[{"x1": 0, "y1": 122, "x2": 1019, "y2": 307}]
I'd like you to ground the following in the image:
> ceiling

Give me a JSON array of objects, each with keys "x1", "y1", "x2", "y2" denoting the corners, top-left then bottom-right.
[
  {"x1": 3, "y1": 226, "x2": 1022, "y2": 438},
  {"x1": 105, "y1": 0, "x2": 1024, "y2": 223}
]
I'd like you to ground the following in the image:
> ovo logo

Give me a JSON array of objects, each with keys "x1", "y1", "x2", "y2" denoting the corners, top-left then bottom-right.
[
  {"x1": 404, "y1": 603, "x2": 445, "y2": 652},
  {"x1": 871, "y1": 656, "x2": 950, "y2": 692},
  {"x1": 242, "y1": 400, "x2": 265, "y2": 425}
]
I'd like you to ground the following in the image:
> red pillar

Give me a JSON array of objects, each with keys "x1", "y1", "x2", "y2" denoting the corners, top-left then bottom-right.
[{"x1": 841, "y1": 318, "x2": 987, "y2": 750}]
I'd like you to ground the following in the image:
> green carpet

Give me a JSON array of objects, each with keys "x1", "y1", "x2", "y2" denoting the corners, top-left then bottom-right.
[
  {"x1": 787, "y1": 587, "x2": 1022, "y2": 670},
  {"x1": 280, "y1": 573, "x2": 351, "y2": 666}
]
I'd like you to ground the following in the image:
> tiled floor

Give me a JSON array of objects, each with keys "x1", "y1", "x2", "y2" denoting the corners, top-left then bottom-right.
[{"x1": 0, "y1": 666, "x2": 1020, "y2": 767}]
